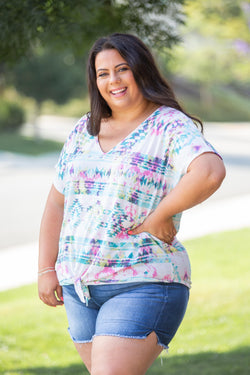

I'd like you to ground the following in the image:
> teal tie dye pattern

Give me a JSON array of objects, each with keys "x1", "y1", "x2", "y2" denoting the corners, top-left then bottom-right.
[{"x1": 53, "y1": 106, "x2": 218, "y2": 302}]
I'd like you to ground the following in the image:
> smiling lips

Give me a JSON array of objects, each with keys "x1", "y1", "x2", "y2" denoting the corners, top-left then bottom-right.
[{"x1": 110, "y1": 87, "x2": 127, "y2": 97}]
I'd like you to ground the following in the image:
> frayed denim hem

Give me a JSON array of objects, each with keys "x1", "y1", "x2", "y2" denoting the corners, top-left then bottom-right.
[
  {"x1": 156, "y1": 338, "x2": 169, "y2": 353},
  {"x1": 93, "y1": 332, "x2": 148, "y2": 341},
  {"x1": 92, "y1": 332, "x2": 169, "y2": 352},
  {"x1": 68, "y1": 327, "x2": 93, "y2": 344},
  {"x1": 72, "y1": 338, "x2": 93, "y2": 344}
]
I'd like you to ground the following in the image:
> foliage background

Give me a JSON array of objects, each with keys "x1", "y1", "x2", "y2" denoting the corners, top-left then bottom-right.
[
  {"x1": 167, "y1": 0, "x2": 250, "y2": 121},
  {"x1": 0, "y1": 0, "x2": 249, "y2": 125}
]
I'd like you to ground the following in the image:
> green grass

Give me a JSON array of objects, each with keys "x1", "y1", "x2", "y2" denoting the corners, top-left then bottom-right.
[
  {"x1": 0, "y1": 228, "x2": 249, "y2": 374},
  {"x1": 0, "y1": 132, "x2": 63, "y2": 155}
]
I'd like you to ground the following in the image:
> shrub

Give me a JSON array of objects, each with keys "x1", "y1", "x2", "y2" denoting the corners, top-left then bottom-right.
[{"x1": 0, "y1": 100, "x2": 25, "y2": 132}]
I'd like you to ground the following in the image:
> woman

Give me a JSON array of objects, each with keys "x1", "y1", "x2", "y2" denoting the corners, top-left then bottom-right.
[{"x1": 38, "y1": 33, "x2": 226, "y2": 375}]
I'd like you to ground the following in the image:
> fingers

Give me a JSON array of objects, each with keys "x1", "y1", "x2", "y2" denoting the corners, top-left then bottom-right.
[
  {"x1": 163, "y1": 233, "x2": 175, "y2": 244},
  {"x1": 165, "y1": 228, "x2": 177, "y2": 244},
  {"x1": 127, "y1": 226, "x2": 142, "y2": 236},
  {"x1": 39, "y1": 288, "x2": 63, "y2": 306},
  {"x1": 56, "y1": 285, "x2": 64, "y2": 303},
  {"x1": 38, "y1": 274, "x2": 64, "y2": 307},
  {"x1": 160, "y1": 227, "x2": 177, "y2": 244},
  {"x1": 127, "y1": 223, "x2": 176, "y2": 244},
  {"x1": 39, "y1": 291, "x2": 64, "y2": 307},
  {"x1": 127, "y1": 221, "x2": 145, "y2": 235}
]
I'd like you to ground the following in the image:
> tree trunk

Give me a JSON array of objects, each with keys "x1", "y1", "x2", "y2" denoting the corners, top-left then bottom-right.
[{"x1": 33, "y1": 102, "x2": 42, "y2": 141}]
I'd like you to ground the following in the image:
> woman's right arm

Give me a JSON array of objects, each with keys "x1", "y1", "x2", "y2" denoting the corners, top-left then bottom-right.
[{"x1": 38, "y1": 185, "x2": 64, "y2": 307}]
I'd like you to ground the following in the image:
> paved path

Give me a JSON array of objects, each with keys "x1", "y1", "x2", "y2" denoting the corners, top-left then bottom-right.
[{"x1": 0, "y1": 117, "x2": 249, "y2": 291}]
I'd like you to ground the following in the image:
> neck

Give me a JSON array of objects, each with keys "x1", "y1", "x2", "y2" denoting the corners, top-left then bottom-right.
[{"x1": 111, "y1": 101, "x2": 158, "y2": 124}]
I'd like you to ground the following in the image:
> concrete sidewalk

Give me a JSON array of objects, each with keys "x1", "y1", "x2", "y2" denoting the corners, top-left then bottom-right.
[{"x1": 0, "y1": 193, "x2": 249, "y2": 292}]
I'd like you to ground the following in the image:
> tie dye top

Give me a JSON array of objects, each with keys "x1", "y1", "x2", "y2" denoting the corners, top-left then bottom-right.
[{"x1": 54, "y1": 106, "x2": 217, "y2": 303}]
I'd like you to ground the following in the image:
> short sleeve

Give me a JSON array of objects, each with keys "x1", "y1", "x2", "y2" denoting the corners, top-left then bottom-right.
[
  {"x1": 167, "y1": 116, "x2": 220, "y2": 183},
  {"x1": 53, "y1": 115, "x2": 87, "y2": 194}
]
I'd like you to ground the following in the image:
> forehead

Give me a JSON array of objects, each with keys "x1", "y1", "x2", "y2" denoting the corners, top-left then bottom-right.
[{"x1": 95, "y1": 49, "x2": 127, "y2": 70}]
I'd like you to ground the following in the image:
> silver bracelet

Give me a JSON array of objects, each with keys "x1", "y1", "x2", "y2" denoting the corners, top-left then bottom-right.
[
  {"x1": 38, "y1": 266, "x2": 55, "y2": 272},
  {"x1": 38, "y1": 269, "x2": 56, "y2": 276}
]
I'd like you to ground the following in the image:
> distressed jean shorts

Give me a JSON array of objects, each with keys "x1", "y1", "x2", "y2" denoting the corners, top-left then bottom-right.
[{"x1": 62, "y1": 282, "x2": 189, "y2": 350}]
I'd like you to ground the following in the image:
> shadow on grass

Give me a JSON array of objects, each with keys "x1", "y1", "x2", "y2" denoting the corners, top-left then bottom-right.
[
  {"x1": 3, "y1": 346, "x2": 249, "y2": 375},
  {"x1": 150, "y1": 346, "x2": 250, "y2": 375}
]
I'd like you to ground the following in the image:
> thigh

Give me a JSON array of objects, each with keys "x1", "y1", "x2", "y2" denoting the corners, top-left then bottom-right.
[
  {"x1": 91, "y1": 332, "x2": 162, "y2": 375},
  {"x1": 94, "y1": 282, "x2": 189, "y2": 349}
]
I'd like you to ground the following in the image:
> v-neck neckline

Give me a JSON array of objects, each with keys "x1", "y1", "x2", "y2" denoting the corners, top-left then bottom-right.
[{"x1": 96, "y1": 106, "x2": 163, "y2": 155}]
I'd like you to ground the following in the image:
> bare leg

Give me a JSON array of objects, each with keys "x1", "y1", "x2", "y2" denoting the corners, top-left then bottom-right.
[
  {"x1": 74, "y1": 342, "x2": 92, "y2": 373},
  {"x1": 90, "y1": 331, "x2": 163, "y2": 375}
]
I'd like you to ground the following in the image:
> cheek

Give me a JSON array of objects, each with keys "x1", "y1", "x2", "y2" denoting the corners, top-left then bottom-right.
[
  {"x1": 127, "y1": 71, "x2": 137, "y2": 83},
  {"x1": 96, "y1": 80, "x2": 106, "y2": 96},
  {"x1": 127, "y1": 74, "x2": 140, "y2": 94},
  {"x1": 96, "y1": 79, "x2": 101, "y2": 90}
]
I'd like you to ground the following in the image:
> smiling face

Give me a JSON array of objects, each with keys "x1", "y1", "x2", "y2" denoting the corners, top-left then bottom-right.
[{"x1": 95, "y1": 49, "x2": 147, "y2": 114}]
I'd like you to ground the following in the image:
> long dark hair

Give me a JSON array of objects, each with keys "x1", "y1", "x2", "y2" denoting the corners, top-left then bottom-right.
[{"x1": 87, "y1": 33, "x2": 203, "y2": 136}]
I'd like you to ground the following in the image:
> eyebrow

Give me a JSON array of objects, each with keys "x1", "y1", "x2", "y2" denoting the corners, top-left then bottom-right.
[{"x1": 96, "y1": 62, "x2": 129, "y2": 72}]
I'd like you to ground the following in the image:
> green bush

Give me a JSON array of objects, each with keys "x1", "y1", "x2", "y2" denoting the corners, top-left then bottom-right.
[{"x1": 0, "y1": 100, "x2": 25, "y2": 132}]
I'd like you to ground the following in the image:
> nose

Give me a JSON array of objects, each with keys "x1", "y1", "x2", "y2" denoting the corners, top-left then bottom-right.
[{"x1": 109, "y1": 71, "x2": 121, "y2": 84}]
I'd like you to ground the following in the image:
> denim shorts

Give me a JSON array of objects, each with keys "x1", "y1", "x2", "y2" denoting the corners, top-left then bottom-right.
[{"x1": 62, "y1": 282, "x2": 189, "y2": 350}]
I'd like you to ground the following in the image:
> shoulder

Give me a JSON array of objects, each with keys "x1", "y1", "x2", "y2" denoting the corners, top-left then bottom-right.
[
  {"x1": 156, "y1": 106, "x2": 191, "y2": 125},
  {"x1": 152, "y1": 106, "x2": 198, "y2": 136},
  {"x1": 72, "y1": 113, "x2": 89, "y2": 135},
  {"x1": 60, "y1": 113, "x2": 92, "y2": 154},
  {"x1": 66, "y1": 113, "x2": 91, "y2": 142}
]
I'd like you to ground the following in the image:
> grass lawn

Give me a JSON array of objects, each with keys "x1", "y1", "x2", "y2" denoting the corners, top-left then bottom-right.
[
  {"x1": 0, "y1": 132, "x2": 63, "y2": 155},
  {"x1": 0, "y1": 228, "x2": 249, "y2": 374}
]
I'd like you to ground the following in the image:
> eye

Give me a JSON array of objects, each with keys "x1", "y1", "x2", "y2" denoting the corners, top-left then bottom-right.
[
  {"x1": 97, "y1": 72, "x2": 108, "y2": 78},
  {"x1": 118, "y1": 67, "x2": 129, "y2": 72}
]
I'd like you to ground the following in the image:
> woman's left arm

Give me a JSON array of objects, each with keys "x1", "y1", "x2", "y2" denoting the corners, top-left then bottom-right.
[{"x1": 129, "y1": 152, "x2": 226, "y2": 242}]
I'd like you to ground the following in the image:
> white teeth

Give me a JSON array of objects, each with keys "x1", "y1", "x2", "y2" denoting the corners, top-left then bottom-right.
[{"x1": 111, "y1": 88, "x2": 126, "y2": 94}]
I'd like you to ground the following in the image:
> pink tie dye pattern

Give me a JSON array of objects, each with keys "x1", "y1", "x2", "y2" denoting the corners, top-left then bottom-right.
[{"x1": 53, "y1": 106, "x2": 218, "y2": 302}]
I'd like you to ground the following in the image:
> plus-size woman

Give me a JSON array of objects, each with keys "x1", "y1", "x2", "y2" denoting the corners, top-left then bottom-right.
[{"x1": 38, "y1": 33, "x2": 226, "y2": 375}]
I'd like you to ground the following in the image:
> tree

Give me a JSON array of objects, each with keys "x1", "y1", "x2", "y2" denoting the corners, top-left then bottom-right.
[
  {"x1": 8, "y1": 47, "x2": 86, "y2": 137},
  {"x1": 12, "y1": 49, "x2": 85, "y2": 104},
  {"x1": 0, "y1": 0, "x2": 186, "y2": 64},
  {"x1": 168, "y1": 0, "x2": 250, "y2": 85},
  {"x1": 166, "y1": 0, "x2": 250, "y2": 110},
  {"x1": 1, "y1": 0, "x2": 188, "y2": 134}
]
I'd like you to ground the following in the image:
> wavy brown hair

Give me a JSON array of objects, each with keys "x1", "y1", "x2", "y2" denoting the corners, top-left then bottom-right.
[{"x1": 87, "y1": 33, "x2": 203, "y2": 136}]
